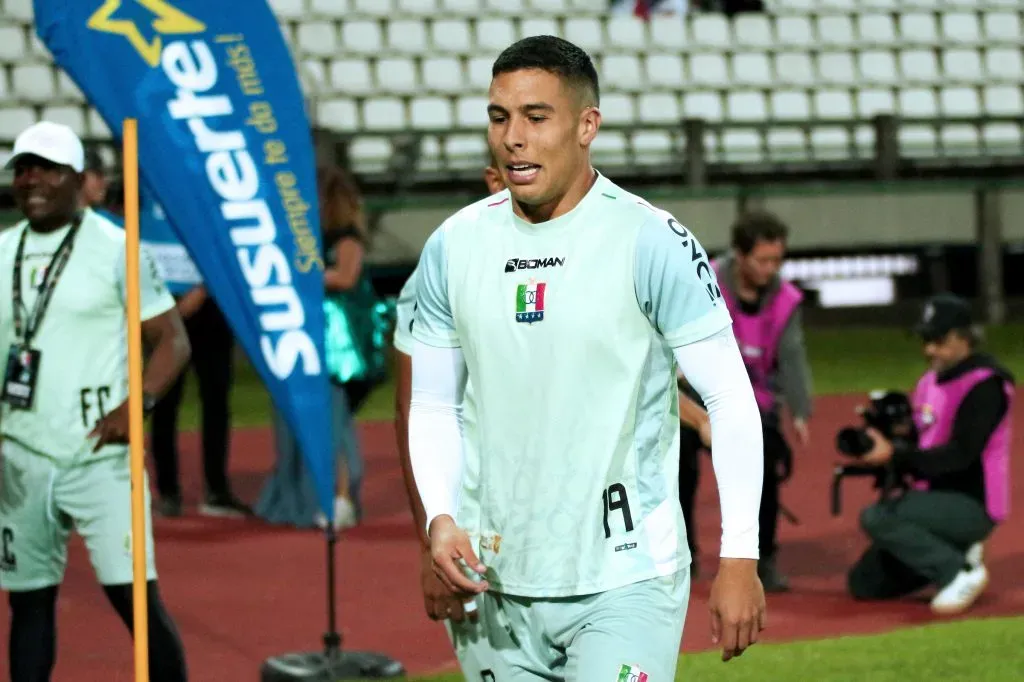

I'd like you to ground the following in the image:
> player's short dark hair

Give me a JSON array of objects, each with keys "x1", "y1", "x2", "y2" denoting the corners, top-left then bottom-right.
[
  {"x1": 731, "y1": 210, "x2": 789, "y2": 255},
  {"x1": 492, "y1": 36, "x2": 600, "y2": 107}
]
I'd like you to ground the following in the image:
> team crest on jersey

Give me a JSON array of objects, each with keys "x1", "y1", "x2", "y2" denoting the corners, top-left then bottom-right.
[
  {"x1": 515, "y1": 280, "x2": 546, "y2": 323},
  {"x1": 617, "y1": 664, "x2": 649, "y2": 682}
]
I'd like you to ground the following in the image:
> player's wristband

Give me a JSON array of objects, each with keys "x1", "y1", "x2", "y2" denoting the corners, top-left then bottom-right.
[{"x1": 143, "y1": 392, "x2": 158, "y2": 415}]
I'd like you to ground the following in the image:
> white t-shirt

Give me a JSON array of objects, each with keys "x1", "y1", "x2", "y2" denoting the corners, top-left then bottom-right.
[
  {"x1": 412, "y1": 173, "x2": 736, "y2": 597},
  {"x1": 0, "y1": 209, "x2": 176, "y2": 465}
]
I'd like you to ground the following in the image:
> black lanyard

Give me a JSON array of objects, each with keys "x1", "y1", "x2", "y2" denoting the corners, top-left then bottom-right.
[{"x1": 12, "y1": 213, "x2": 83, "y2": 346}]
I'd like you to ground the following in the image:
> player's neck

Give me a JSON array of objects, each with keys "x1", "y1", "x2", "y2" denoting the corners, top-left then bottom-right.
[{"x1": 513, "y1": 167, "x2": 598, "y2": 224}]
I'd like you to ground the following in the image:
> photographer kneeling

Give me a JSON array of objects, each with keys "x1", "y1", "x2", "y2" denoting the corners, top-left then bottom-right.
[{"x1": 848, "y1": 294, "x2": 1014, "y2": 615}]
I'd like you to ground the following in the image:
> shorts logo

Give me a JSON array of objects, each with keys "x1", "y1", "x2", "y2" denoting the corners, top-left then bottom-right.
[
  {"x1": 617, "y1": 664, "x2": 649, "y2": 682},
  {"x1": 515, "y1": 281, "x2": 546, "y2": 323}
]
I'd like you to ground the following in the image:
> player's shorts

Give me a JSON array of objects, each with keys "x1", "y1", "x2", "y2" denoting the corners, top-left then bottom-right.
[
  {"x1": 0, "y1": 439, "x2": 158, "y2": 592},
  {"x1": 444, "y1": 593, "x2": 496, "y2": 681},
  {"x1": 482, "y1": 569, "x2": 689, "y2": 682}
]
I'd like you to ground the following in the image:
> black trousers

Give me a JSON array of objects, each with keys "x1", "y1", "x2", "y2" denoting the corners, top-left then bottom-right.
[
  {"x1": 678, "y1": 420, "x2": 791, "y2": 559},
  {"x1": 848, "y1": 490, "x2": 994, "y2": 600},
  {"x1": 151, "y1": 297, "x2": 234, "y2": 499}
]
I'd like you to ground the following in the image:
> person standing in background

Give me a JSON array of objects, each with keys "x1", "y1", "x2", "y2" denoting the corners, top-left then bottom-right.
[
  {"x1": 712, "y1": 210, "x2": 813, "y2": 593},
  {"x1": 256, "y1": 163, "x2": 374, "y2": 530},
  {"x1": 142, "y1": 195, "x2": 247, "y2": 519}
]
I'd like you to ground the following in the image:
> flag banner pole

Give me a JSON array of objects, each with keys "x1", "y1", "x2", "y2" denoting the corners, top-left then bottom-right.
[{"x1": 123, "y1": 117, "x2": 151, "y2": 682}]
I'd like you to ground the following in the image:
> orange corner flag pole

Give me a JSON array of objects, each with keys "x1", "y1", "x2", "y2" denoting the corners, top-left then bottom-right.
[{"x1": 122, "y1": 117, "x2": 151, "y2": 682}]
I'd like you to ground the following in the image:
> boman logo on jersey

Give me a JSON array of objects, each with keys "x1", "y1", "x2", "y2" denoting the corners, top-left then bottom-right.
[
  {"x1": 505, "y1": 256, "x2": 565, "y2": 273},
  {"x1": 515, "y1": 280, "x2": 546, "y2": 323}
]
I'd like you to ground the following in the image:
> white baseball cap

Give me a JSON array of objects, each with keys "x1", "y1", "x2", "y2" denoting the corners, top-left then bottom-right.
[{"x1": 6, "y1": 121, "x2": 85, "y2": 173}]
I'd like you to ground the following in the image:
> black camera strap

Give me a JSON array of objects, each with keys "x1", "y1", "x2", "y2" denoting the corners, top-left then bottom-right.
[{"x1": 12, "y1": 213, "x2": 83, "y2": 347}]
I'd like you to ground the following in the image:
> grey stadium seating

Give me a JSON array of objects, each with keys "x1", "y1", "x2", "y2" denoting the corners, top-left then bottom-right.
[{"x1": 0, "y1": 0, "x2": 1021, "y2": 179}]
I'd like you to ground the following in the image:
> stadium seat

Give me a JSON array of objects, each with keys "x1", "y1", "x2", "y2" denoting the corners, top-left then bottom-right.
[
  {"x1": 364, "y1": 98, "x2": 406, "y2": 131},
  {"x1": 410, "y1": 97, "x2": 453, "y2": 129},
  {"x1": 387, "y1": 19, "x2": 429, "y2": 54},
  {"x1": 733, "y1": 14, "x2": 774, "y2": 48},
  {"x1": 606, "y1": 16, "x2": 647, "y2": 51},
  {"x1": 0, "y1": 23, "x2": 27, "y2": 62},
  {"x1": 11, "y1": 63, "x2": 54, "y2": 102},
  {"x1": 520, "y1": 18, "x2": 560, "y2": 41},
  {"x1": 330, "y1": 58, "x2": 375, "y2": 95},
  {"x1": 376, "y1": 58, "x2": 419, "y2": 94},
  {"x1": 267, "y1": 0, "x2": 307, "y2": 20},
  {"x1": 601, "y1": 55, "x2": 644, "y2": 93},
  {"x1": 476, "y1": 18, "x2": 517, "y2": 53},
  {"x1": 563, "y1": 17, "x2": 604, "y2": 53},
  {"x1": 317, "y1": 98, "x2": 360, "y2": 132},
  {"x1": 646, "y1": 54, "x2": 685, "y2": 90},
  {"x1": 637, "y1": 92, "x2": 681, "y2": 125},
  {"x1": 983, "y1": 12, "x2": 1022, "y2": 41},
  {"x1": 421, "y1": 56, "x2": 467, "y2": 93},
  {"x1": 941, "y1": 12, "x2": 981, "y2": 44},
  {"x1": 41, "y1": 105, "x2": 86, "y2": 137},
  {"x1": 430, "y1": 19, "x2": 472, "y2": 54},
  {"x1": 297, "y1": 21, "x2": 338, "y2": 56},
  {"x1": 2, "y1": 0, "x2": 33, "y2": 23},
  {"x1": 341, "y1": 20, "x2": 383, "y2": 54},
  {"x1": 817, "y1": 15, "x2": 856, "y2": 47},
  {"x1": 310, "y1": 0, "x2": 349, "y2": 18}
]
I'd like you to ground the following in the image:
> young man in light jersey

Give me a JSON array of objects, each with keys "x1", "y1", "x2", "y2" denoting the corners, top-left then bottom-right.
[
  {"x1": 395, "y1": 162, "x2": 506, "y2": 681},
  {"x1": 0, "y1": 121, "x2": 192, "y2": 681},
  {"x1": 408, "y1": 37, "x2": 767, "y2": 681}
]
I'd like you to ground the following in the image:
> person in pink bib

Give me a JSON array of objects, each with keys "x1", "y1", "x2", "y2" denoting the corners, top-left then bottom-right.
[
  {"x1": 690, "y1": 211, "x2": 813, "y2": 592},
  {"x1": 848, "y1": 293, "x2": 1014, "y2": 615}
]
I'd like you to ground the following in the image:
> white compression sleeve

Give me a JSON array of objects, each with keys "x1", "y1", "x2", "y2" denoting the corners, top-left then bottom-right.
[
  {"x1": 408, "y1": 341, "x2": 468, "y2": 537},
  {"x1": 672, "y1": 327, "x2": 764, "y2": 559}
]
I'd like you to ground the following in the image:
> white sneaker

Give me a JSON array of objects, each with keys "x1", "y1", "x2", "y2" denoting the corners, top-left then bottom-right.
[
  {"x1": 931, "y1": 565, "x2": 989, "y2": 615},
  {"x1": 965, "y1": 542, "x2": 984, "y2": 569},
  {"x1": 314, "y1": 496, "x2": 359, "y2": 532}
]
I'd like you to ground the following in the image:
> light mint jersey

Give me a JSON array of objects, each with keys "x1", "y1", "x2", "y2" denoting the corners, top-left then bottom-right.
[
  {"x1": 394, "y1": 267, "x2": 482, "y2": 541},
  {"x1": 0, "y1": 209, "x2": 176, "y2": 466},
  {"x1": 413, "y1": 173, "x2": 732, "y2": 597}
]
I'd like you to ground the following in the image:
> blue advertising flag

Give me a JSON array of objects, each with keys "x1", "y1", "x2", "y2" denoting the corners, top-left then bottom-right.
[{"x1": 34, "y1": 0, "x2": 335, "y2": 519}]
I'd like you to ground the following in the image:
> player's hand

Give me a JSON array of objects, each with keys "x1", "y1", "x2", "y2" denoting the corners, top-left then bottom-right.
[
  {"x1": 428, "y1": 515, "x2": 489, "y2": 596},
  {"x1": 709, "y1": 558, "x2": 767, "y2": 662},
  {"x1": 89, "y1": 401, "x2": 130, "y2": 451},
  {"x1": 419, "y1": 549, "x2": 477, "y2": 623}
]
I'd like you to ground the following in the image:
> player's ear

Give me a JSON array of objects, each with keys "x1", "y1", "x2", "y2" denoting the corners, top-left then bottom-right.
[{"x1": 578, "y1": 106, "x2": 601, "y2": 148}]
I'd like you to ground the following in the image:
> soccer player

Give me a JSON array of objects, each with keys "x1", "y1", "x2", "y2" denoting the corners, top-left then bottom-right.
[
  {"x1": 0, "y1": 121, "x2": 191, "y2": 682},
  {"x1": 395, "y1": 161, "x2": 504, "y2": 680},
  {"x1": 408, "y1": 37, "x2": 766, "y2": 680}
]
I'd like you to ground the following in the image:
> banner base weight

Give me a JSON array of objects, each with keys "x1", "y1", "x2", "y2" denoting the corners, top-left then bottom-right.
[{"x1": 260, "y1": 651, "x2": 405, "y2": 681}]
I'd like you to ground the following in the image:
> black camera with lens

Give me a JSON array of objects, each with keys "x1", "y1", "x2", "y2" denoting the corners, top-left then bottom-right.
[{"x1": 831, "y1": 390, "x2": 918, "y2": 516}]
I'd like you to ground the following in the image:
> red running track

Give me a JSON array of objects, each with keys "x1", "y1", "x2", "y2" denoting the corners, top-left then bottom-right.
[{"x1": 1, "y1": 394, "x2": 1022, "y2": 681}]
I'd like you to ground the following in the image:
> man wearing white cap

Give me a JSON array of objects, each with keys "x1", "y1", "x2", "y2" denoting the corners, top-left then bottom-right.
[{"x1": 0, "y1": 121, "x2": 191, "y2": 681}]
